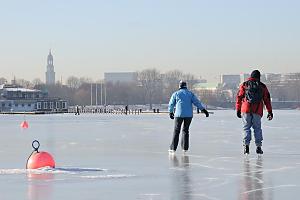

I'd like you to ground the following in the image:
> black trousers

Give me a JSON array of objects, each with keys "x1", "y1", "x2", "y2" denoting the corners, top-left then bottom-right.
[{"x1": 170, "y1": 117, "x2": 193, "y2": 151}]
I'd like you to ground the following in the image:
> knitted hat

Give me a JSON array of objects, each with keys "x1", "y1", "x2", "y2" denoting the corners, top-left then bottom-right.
[
  {"x1": 250, "y1": 70, "x2": 261, "y2": 80},
  {"x1": 179, "y1": 80, "x2": 187, "y2": 89}
]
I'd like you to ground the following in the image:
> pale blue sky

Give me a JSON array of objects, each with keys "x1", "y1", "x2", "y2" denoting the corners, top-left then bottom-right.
[{"x1": 0, "y1": 0, "x2": 299, "y2": 82}]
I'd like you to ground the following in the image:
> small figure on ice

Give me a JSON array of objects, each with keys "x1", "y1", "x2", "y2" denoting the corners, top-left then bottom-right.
[
  {"x1": 236, "y1": 70, "x2": 273, "y2": 155},
  {"x1": 75, "y1": 105, "x2": 80, "y2": 115},
  {"x1": 168, "y1": 80, "x2": 209, "y2": 154}
]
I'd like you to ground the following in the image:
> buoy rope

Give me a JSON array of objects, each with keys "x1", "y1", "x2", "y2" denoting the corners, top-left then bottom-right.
[{"x1": 25, "y1": 140, "x2": 40, "y2": 169}]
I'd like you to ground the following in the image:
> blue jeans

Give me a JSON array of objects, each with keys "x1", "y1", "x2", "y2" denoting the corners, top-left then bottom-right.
[{"x1": 242, "y1": 113, "x2": 263, "y2": 147}]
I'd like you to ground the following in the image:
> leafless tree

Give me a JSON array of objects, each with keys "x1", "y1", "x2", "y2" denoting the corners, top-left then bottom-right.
[
  {"x1": 163, "y1": 70, "x2": 183, "y2": 101},
  {"x1": 181, "y1": 73, "x2": 198, "y2": 91},
  {"x1": 79, "y1": 77, "x2": 93, "y2": 84},
  {"x1": 32, "y1": 78, "x2": 43, "y2": 87},
  {"x1": 16, "y1": 79, "x2": 31, "y2": 88},
  {"x1": 0, "y1": 77, "x2": 7, "y2": 84},
  {"x1": 138, "y1": 68, "x2": 162, "y2": 109},
  {"x1": 67, "y1": 76, "x2": 81, "y2": 89}
]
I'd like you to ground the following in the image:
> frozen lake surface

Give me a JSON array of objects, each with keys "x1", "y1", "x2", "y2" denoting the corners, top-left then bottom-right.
[{"x1": 0, "y1": 110, "x2": 300, "y2": 200}]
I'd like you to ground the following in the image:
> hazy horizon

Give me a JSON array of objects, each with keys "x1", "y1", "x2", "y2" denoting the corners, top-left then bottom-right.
[{"x1": 1, "y1": 0, "x2": 300, "y2": 82}]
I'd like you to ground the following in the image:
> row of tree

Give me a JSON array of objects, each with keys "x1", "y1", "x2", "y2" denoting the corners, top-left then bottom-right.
[
  {"x1": 0, "y1": 69, "x2": 201, "y2": 108},
  {"x1": 1, "y1": 70, "x2": 300, "y2": 108}
]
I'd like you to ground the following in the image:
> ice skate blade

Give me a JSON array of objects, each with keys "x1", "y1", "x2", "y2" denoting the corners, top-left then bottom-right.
[
  {"x1": 168, "y1": 150, "x2": 175, "y2": 155},
  {"x1": 257, "y1": 154, "x2": 263, "y2": 158}
]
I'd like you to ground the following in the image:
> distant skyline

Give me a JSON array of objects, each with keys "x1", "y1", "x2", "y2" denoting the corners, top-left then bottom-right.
[{"x1": 0, "y1": 0, "x2": 300, "y2": 82}]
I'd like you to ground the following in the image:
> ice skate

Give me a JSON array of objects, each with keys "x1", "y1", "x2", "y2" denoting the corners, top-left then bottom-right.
[
  {"x1": 168, "y1": 149, "x2": 175, "y2": 155},
  {"x1": 244, "y1": 145, "x2": 249, "y2": 155},
  {"x1": 256, "y1": 146, "x2": 263, "y2": 155}
]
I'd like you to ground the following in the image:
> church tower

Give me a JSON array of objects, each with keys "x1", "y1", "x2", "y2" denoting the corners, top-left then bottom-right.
[{"x1": 45, "y1": 49, "x2": 55, "y2": 85}]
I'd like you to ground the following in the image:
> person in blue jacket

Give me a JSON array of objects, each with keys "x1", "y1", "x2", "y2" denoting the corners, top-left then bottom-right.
[{"x1": 168, "y1": 81, "x2": 209, "y2": 153}]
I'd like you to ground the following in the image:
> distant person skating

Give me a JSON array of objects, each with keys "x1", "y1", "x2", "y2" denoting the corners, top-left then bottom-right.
[
  {"x1": 75, "y1": 105, "x2": 80, "y2": 115},
  {"x1": 236, "y1": 70, "x2": 273, "y2": 155},
  {"x1": 168, "y1": 81, "x2": 209, "y2": 154}
]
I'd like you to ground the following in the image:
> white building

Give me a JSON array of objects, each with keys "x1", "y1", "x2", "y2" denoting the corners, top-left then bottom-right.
[
  {"x1": 220, "y1": 75, "x2": 240, "y2": 88},
  {"x1": 0, "y1": 84, "x2": 67, "y2": 113},
  {"x1": 281, "y1": 73, "x2": 300, "y2": 81},
  {"x1": 104, "y1": 72, "x2": 138, "y2": 83},
  {"x1": 265, "y1": 73, "x2": 281, "y2": 82},
  {"x1": 240, "y1": 73, "x2": 250, "y2": 82}
]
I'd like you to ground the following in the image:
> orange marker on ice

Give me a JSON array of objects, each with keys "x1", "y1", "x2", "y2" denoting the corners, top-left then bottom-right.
[
  {"x1": 21, "y1": 121, "x2": 29, "y2": 129},
  {"x1": 26, "y1": 140, "x2": 55, "y2": 169}
]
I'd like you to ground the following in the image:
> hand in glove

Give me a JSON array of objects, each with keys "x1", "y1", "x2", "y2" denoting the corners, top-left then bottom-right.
[
  {"x1": 237, "y1": 110, "x2": 242, "y2": 118},
  {"x1": 169, "y1": 113, "x2": 174, "y2": 119},
  {"x1": 201, "y1": 109, "x2": 209, "y2": 117},
  {"x1": 267, "y1": 112, "x2": 273, "y2": 120}
]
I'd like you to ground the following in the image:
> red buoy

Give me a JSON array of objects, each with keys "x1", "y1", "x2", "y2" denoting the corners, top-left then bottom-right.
[
  {"x1": 27, "y1": 151, "x2": 55, "y2": 169},
  {"x1": 21, "y1": 121, "x2": 29, "y2": 129}
]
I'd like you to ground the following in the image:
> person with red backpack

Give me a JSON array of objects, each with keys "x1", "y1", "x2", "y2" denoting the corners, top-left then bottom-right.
[{"x1": 236, "y1": 70, "x2": 273, "y2": 154}]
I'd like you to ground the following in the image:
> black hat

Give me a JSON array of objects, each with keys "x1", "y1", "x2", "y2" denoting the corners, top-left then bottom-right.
[
  {"x1": 251, "y1": 70, "x2": 261, "y2": 80},
  {"x1": 179, "y1": 80, "x2": 187, "y2": 89}
]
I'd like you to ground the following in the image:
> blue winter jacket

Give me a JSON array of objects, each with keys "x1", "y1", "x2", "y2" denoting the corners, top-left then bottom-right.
[{"x1": 168, "y1": 88, "x2": 205, "y2": 118}]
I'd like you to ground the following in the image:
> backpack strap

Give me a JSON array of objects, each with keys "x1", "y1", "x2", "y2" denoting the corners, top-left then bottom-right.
[{"x1": 253, "y1": 81, "x2": 263, "y2": 114}]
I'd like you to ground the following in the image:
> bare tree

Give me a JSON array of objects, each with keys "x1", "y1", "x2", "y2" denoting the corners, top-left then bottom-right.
[
  {"x1": 79, "y1": 77, "x2": 92, "y2": 84},
  {"x1": 16, "y1": 79, "x2": 31, "y2": 88},
  {"x1": 0, "y1": 77, "x2": 7, "y2": 84},
  {"x1": 32, "y1": 78, "x2": 43, "y2": 87},
  {"x1": 163, "y1": 70, "x2": 183, "y2": 101},
  {"x1": 181, "y1": 73, "x2": 198, "y2": 91},
  {"x1": 163, "y1": 70, "x2": 199, "y2": 102},
  {"x1": 67, "y1": 76, "x2": 81, "y2": 89},
  {"x1": 138, "y1": 68, "x2": 162, "y2": 109}
]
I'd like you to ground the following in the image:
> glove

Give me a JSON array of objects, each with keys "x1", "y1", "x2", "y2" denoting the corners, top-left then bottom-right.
[
  {"x1": 169, "y1": 113, "x2": 174, "y2": 120},
  {"x1": 201, "y1": 109, "x2": 209, "y2": 117},
  {"x1": 237, "y1": 110, "x2": 242, "y2": 118},
  {"x1": 267, "y1": 112, "x2": 273, "y2": 120}
]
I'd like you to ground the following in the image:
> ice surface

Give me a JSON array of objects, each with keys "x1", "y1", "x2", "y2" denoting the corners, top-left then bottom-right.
[{"x1": 0, "y1": 110, "x2": 300, "y2": 200}]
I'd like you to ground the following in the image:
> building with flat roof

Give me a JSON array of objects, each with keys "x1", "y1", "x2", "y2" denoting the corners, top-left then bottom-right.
[
  {"x1": 104, "y1": 72, "x2": 138, "y2": 83},
  {"x1": 0, "y1": 84, "x2": 67, "y2": 113},
  {"x1": 281, "y1": 73, "x2": 300, "y2": 81},
  {"x1": 240, "y1": 73, "x2": 267, "y2": 82},
  {"x1": 240, "y1": 73, "x2": 250, "y2": 82},
  {"x1": 265, "y1": 73, "x2": 281, "y2": 82},
  {"x1": 220, "y1": 74, "x2": 240, "y2": 89}
]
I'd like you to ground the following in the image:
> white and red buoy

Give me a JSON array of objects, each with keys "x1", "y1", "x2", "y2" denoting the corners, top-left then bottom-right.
[{"x1": 26, "y1": 140, "x2": 55, "y2": 169}]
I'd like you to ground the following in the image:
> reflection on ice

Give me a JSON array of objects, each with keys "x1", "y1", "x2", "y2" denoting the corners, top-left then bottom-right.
[
  {"x1": 239, "y1": 157, "x2": 265, "y2": 200},
  {"x1": 239, "y1": 157, "x2": 298, "y2": 200},
  {"x1": 27, "y1": 172, "x2": 54, "y2": 200},
  {"x1": 170, "y1": 155, "x2": 192, "y2": 200}
]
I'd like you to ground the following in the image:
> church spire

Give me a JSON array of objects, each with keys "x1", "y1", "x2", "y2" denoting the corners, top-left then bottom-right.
[
  {"x1": 47, "y1": 49, "x2": 53, "y2": 65},
  {"x1": 46, "y1": 49, "x2": 55, "y2": 85}
]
